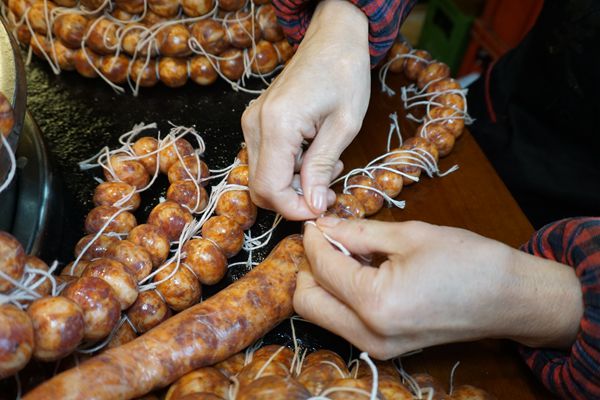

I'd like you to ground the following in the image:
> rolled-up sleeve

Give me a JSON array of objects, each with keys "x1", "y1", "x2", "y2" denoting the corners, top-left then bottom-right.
[
  {"x1": 520, "y1": 217, "x2": 600, "y2": 399},
  {"x1": 272, "y1": 0, "x2": 417, "y2": 67}
]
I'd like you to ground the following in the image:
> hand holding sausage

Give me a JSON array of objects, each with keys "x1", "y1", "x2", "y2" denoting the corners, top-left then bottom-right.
[
  {"x1": 241, "y1": 0, "x2": 370, "y2": 220},
  {"x1": 295, "y1": 218, "x2": 584, "y2": 359}
]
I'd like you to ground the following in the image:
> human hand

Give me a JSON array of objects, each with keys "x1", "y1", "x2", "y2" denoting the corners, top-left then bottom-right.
[
  {"x1": 295, "y1": 217, "x2": 583, "y2": 359},
  {"x1": 241, "y1": 0, "x2": 371, "y2": 220}
]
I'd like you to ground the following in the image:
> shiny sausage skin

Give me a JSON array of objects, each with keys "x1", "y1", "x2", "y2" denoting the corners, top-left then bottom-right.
[
  {"x1": 298, "y1": 350, "x2": 349, "y2": 395},
  {"x1": 165, "y1": 367, "x2": 229, "y2": 400},
  {"x1": 24, "y1": 235, "x2": 305, "y2": 399},
  {"x1": 0, "y1": 91, "x2": 15, "y2": 136},
  {"x1": 450, "y1": 385, "x2": 496, "y2": 400}
]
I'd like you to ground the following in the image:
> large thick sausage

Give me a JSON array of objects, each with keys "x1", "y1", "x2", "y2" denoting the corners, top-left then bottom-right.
[{"x1": 24, "y1": 235, "x2": 305, "y2": 399}]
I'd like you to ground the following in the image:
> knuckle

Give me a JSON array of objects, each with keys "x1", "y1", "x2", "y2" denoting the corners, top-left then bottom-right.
[
  {"x1": 241, "y1": 107, "x2": 258, "y2": 135},
  {"x1": 292, "y1": 291, "x2": 308, "y2": 317},
  {"x1": 259, "y1": 99, "x2": 288, "y2": 131},
  {"x1": 248, "y1": 182, "x2": 271, "y2": 209},
  {"x1": 335, "y1": 113, "x2": 362, "y2": 136}
]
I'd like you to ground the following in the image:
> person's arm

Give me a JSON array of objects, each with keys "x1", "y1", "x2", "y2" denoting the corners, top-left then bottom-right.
[
  {"x1": 518, "y1": 218, "x2": 600, "y2": 399},
  {"x1": 242, "y1": 0, "x2": 370, "y2": 220},
  {"x1": 242, "y1": 0, "x2": 416, "y2": 220},
  {"x1": 295, "y1": 217, "x2": 598, "y2": 397}
]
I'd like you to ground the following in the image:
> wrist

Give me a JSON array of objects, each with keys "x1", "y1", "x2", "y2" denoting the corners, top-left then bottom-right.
[
  {"x1": 306, "y1": 0, "x2": 369, "y2": 48},
  {"x1": 500, "y1": 250, "x2": 583, "y2": 349}
]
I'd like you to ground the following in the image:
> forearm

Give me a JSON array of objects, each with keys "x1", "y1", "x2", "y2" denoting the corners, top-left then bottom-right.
[{"x1": 500, "y1": 250, "x2": 583, "y2": 348}]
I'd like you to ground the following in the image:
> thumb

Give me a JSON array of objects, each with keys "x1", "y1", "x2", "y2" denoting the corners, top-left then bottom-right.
[
  {"x1": 315, "y1": 217, "x2": 419, "y2": 255},
  {"x1": 301, "y1": 116, "x2": 358, "y2": 214}
]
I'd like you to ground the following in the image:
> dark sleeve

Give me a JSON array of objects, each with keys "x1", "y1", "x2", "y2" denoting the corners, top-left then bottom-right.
[
  {"x1": 519, "y1": 217, "x2": 600, "y2": 398},
  {"x1": 271, "y1": 0, "x2": 417, "y2": 67}
]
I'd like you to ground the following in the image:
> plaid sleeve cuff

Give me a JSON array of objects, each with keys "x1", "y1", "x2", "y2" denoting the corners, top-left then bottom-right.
[
  {"x1": 272, "y1": 0, "x2": 417, "y2": 67},
  {"x1": 519, "y1": 217, "x2": 600, "y2": 399}
]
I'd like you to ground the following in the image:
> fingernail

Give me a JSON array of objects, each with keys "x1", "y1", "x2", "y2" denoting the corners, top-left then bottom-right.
[
  {"x1": 311, "y1": 186, "x2": 328, "y2": 213},
  {"x1": 317, "y1": 216, "x2": 341, "y2": 228}
]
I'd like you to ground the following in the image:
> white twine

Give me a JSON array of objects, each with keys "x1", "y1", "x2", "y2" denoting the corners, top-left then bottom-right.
[
  {"x1": 15, "y1": 372, "x2": 22, "y2": 400},
  {"x1": 76, "y1": 314, "x2": 130, "y2": 354},
  {"x1": 69, "y1": 204, "x2": 134, "y2": 275},
  {"x1": 333, "y1": 167, "x2": 406, "y2": 209},
  {"x1": 304, "y1": 221, "x2": 351, "y2": 257},
  {"x1": 449, "y1": 361, "x2": 460, "y2": 395},
  {"x1": 242, "y1": 213, "x2": 282, "y2": 252},
  {"x1": 253, "y1": 345, "x2": 287, "y2": 380},
  {"x1": 361, "y1": 352, "x2": 379, "y2": 400},
  {"x1": 138, "y1": 218, "x2": 201, "y2": 291},
  {"x1": 386, "y1": 112, "x2": 402, "y2": 152},
  {"x1": 0, "y1": 261, "x2": 60, "y2": 308},
  {"x1": 0, "y1": 133, "x2": 17, "y2": 194},
  {"x1": 289, "y1": 315, "x2": 301, "y2": 375},
  {"x1": 244, "y1": 338, "x2": 264, "y2": 366}
]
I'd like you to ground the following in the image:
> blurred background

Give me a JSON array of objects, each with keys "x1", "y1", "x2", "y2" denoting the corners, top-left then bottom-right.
[{"x1": 400, "y1": 0, "x2": 543, "y2": 82}]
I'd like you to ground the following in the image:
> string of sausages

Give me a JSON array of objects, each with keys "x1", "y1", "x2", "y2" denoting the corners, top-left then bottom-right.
[
  {"x1": 160, "y1": 318, "x2": 496, "y2": 400},
  {"x1": 0, "y1": 121, "x2": 275, "y2": 380},
  {"x1": 150, "y1": 42, "x2": 479, "y2": 400},
  {"x1": 0, "y1": 0, "x2": 293, "y2": 95}
]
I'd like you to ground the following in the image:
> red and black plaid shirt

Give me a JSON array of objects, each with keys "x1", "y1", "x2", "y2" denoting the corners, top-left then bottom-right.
[
  {"x1": 520, "y1": 217, "x2": 600, "y2": 399},
  {"x1": 272, "y1": 0, "x2": 417, "y2": 67}
]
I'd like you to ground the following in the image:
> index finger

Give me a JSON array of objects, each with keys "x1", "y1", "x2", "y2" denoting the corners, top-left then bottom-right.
[
  {"x1": 294, "y1": 264, "x2": 392, "y2": 359},
  {"x1": 253, "y1": 122, "x2": 318, "y2": 220},
  {"x1": 303, "y1": 223, "x2": 379, "y2": 312}
]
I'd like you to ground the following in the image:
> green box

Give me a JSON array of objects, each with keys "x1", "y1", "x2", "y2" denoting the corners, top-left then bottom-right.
[{"x1": 418, "y1": 0, "x2": 474, "y2": 74}]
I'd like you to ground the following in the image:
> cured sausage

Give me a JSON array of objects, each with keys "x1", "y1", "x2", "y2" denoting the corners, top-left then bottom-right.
[
  {"x1": 326, "y1": 193, "x2": 365, "y2": 219},
  {"x1": 346, "y1": 175, "x2": 384, "y2": 216},
  {"x1": 0, "y1": 232, "x2": 25, "y2": 292},
  {"x1": 189, "y1": 56, "x2": 218, "y2": 86},
  {"x1": 167, "y1": 155, "x2": 209, "y2": 184},
  {"x1": 84, "y1": 205, "x2": 137, "y2": 235},
  {"x1": 386, "y1": 42, "x2": 410, "y2": 73},
  {"x1": 126, "y1": 290, "x2": 171, "y2": 333},
  {"x1": 298, "y1": 350, "x2": 349, "y2": 395},
  {"x1": 181, "y1": 0, "x2": 213, "y2": 17},
  {"x1": 451, "y1": 385, "x2": 496, "y2": 400},
  {"x1": 27, "y1": 296, "x2": 85, "y2": 362},
  {"x1": 132, "y1": 137, "x2": 159, "y2": 173},
  {"x1": 82, "y1": 258, "x2": 138, "y2": 309},
  {"x1": 147, "y1": 201, "x2": 193, "y2": 242},
  {"x1": 236, "y1": 375, "x2": 310, "y2": 400},
  {"x1": 165, "y1": 367, "x2": 229, "y2": 400},
  {"x1": 62, "y1": 276, "x2": 121, "y2": 341},
  {"x1": 0, "y1": 305, "x2": 33, "y2": 378},
  {"x1": 24, "y1": 235, "x2": 305, "y2": 399},
  {"x1": 215, "y1": 190, "x2": 256, "y2": 230},
  {"x1": 182, "y1": 238, "x2": 227, "y2": 285},
  {"x1": 106, "y1": 240, "x2": 153, "y2": 281},
  {"x1": 93, "y1": 182, "x2": 141, "y2": 210},
  {"x1": 154, "y1": 262, "x2": 201, "y2": 311},
  {"x1": 156, "y1": 24, "x2": 191, "y2": 57},
  {"x1": 417, "y1": 61, "x2": 450, "y2": 90},
  {"x1": 53, "y1": 13, "x2": 89, "y2": 48},
  {"x1": 128, "y1": 224, "x2": 171, "y2": 267}
]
